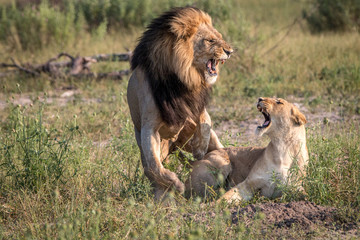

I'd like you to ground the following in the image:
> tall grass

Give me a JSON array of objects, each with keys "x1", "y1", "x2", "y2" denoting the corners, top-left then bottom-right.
[
  {"x1": 0, "y1": 0, "x2": 250, "y2": 50},
  {"x1": 305, "y1": 123, "x2": 360, "y2": 207},
  {"x1": 1, "y1": 100, "x2": 358, "y2": 239},
  {"x1": 0, "y1": 1, "x2": 83, "y2": 50},
  {"x1": 0, "y1": 102, "x2": 79, "y2": 192}
]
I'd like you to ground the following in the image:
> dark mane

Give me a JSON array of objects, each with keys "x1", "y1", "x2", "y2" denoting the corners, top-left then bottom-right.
[{"x1": 131, "y1": 7, "x2": 210, "y2": 126}]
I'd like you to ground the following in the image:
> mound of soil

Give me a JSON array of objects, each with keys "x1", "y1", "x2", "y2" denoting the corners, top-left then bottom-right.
[
  {"x1": 231, "y1": 201, "x2": 358, "y2": 238},
  {"x1": 185, "y1": 201, "x2": 358, "y2": 238}
]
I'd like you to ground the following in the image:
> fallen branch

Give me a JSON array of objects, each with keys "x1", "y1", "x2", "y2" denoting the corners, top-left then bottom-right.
[
  {"x1": 73, "y1": 70, "x2": 131, "y2": 80},
  {"x1": 0, "y1": 58, "x2": 39, "y2": 76},
  {"x1": 0, "y1": 51, "x2": 132, "y2": 80},
  {"x1": 90, "y1": 53, "x2": 132, "y2": 62}
]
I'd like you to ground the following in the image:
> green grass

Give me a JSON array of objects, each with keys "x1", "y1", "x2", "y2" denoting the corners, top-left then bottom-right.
[
  {"x1": 305, "y1": 122, "x2": 360, "y2": 207},
  {"x1": 0, "y1": 0, "x2": 360, "y2": 239},
  {"x1": 0, "y1": 103, "x2": 79, "y2": 192}
]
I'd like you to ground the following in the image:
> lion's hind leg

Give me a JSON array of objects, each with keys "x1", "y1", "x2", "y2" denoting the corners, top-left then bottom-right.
[
  {"x1": 185, "y1": 150, "x2": 231, "y2": 199},
  {"x1": 191, "y1": 109, "x2": 223, "y2": 160}
]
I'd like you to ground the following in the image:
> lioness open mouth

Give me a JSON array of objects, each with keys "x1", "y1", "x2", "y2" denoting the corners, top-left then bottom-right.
[
  {"x1": 206, "y1": 59, "x2": 226, "y2": 76},
  {"x1": 257, "y1": 105, "x2": 271, "y2": 129}
]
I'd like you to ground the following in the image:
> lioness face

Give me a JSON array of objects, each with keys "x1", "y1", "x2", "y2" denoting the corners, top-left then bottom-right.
[
  {"x1": 192, "y1": 24, "x2": 233, "y2": 85},
  {"x1": 256, "y1": 97, "x2": 307, "y2": 136}
]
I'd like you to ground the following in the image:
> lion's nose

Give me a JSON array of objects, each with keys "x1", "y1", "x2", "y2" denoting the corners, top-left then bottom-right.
[{"x1": 223, "y1": 48, "x2": 233, "y2": 57}]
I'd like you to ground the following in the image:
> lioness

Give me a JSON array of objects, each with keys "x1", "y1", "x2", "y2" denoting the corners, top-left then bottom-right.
[
  {"x1": 127, "y1": 7, "x2": 233, "y2": 201},
  {"x1": 185, "y1": 97, "x2": 308, "y2": 203}
]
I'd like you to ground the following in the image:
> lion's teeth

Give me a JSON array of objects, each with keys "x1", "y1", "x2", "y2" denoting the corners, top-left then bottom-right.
[{"x1": 211, "y1": 60, "x2": 216, "y2": 71}]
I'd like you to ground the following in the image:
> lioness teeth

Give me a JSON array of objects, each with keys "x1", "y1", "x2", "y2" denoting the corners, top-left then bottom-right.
[{"x1": 258, "y1": 110, "x2": 271, "y2": 129}]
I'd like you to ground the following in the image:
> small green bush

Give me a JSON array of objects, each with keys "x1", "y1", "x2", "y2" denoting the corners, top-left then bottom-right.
[
  {"x1": 0, "y1": 103, "x2": 79, "y2": 191},
  {"x1": 303, "y1": 0, "x2": 360, "y2": 33}
]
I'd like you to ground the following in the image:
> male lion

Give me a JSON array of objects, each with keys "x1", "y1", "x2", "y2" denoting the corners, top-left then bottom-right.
[
  {"x1": 185, "y1": 97, "x2": 308, "y2": 203},
  {"x1": 127, "y1": 7, "x2": 233, "y2": 201}
]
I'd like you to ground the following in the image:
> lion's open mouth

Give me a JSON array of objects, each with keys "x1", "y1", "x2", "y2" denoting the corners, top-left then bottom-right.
[
  {"x1": 206, "y1": 59, "x2": 225, "y2": 76},
  {"x1": 206, "y1": 59, "x2": 218, "y2": 76},
  {"x1": 257, "y1": 105, "x2": 271, "y2": 129}
]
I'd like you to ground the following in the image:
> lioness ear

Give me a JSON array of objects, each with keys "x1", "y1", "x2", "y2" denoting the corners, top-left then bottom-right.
[{"x1": 291, "y1": 107, "x2": 307, "y2": 125}]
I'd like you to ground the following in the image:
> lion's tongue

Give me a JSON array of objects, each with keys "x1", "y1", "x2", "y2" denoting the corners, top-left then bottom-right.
[
  {"x1": 207, "y1": 60, "x2": 212, "y2": 69},
  {"x1": 263, "y1": 120, "x2": 270, "y2": 126},
  {"x1": 207, "y1": 59, "x2": 217, "y2": 74}
]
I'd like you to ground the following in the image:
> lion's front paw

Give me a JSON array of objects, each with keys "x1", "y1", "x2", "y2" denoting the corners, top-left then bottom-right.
[{"x1": 161, "y1": 168, "x2": 185, "y2": 194}]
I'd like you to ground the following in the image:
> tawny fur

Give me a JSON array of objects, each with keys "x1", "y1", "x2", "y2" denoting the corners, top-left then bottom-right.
[
  {"x1": 185, "y1": 98, "x2": 309, "y2": 203},
  {"x1": 127, "y1": 7, "x2": 233, "y2": 201}
]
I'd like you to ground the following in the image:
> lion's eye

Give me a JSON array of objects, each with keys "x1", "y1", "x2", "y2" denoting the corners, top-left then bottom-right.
[
  {"x1": 206, "y1": 39, "x2": 215, "y2": 43},
  {"x1": 276, "y1": 100, "x2": 283, "y2": 104}
]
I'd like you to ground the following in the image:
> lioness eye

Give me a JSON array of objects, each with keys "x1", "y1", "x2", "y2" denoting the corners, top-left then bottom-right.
[
  {"x1": 276, "y1": 100, "x2": 283, "y2": 104},
  {"x1": 207, "y1": 39, "x2": 215, "y2": 43}
]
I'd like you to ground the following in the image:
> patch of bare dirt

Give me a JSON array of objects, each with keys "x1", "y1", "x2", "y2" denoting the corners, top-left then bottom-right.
[
  {"x1": 187, "y1": 201, "x2": 358, "y2": 239},
  {"x1": 0, "y1": 90, "x2": 102, "y2": 110},
  {"x1": 231, "y1": 201, "x2": 358, "y2": 236}
]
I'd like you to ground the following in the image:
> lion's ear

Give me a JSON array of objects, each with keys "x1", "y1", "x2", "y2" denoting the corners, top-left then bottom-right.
[
  {"x1": 169, "y1": 8, "x2": 212, "y2": 39},
  {"x1": 290, "y1": 107, "x2": 307, "y2": 125},
  {"x1": 170, "y1": 20, "x2": 198, "y2": 39}
]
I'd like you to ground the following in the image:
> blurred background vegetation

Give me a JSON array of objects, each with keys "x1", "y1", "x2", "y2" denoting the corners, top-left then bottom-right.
[
  {"x1": 0, "y1": 0, "x2": 250, "y2": 50},
  {"x1": 1, "y1": 0, "x2": 359, "y2": 50}
]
